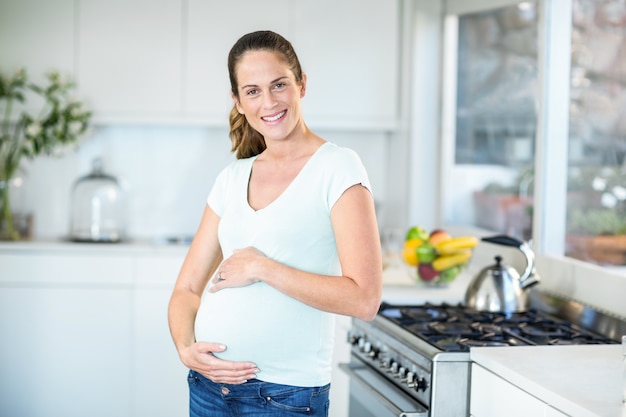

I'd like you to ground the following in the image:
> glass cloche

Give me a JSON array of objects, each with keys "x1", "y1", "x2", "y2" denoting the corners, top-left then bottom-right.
[{"x1": 69, "y1": 158, "x2": 127, "y2": 242}]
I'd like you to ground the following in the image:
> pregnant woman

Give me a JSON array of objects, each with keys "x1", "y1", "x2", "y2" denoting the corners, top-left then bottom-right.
[{"x1": 168, "y1": 30, "x2": 382, "y2": 417}]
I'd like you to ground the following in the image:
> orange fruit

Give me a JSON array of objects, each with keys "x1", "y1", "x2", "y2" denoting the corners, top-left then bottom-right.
[{"x1": 402, "y1": 238, "x2": 422, "y2": 266}]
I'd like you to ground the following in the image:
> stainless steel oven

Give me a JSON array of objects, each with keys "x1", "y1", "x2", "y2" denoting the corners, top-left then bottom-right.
[
  {"x1": 340, "y1": 359, "x2": 427, "y2": 417},
  {"x1": 340, "y1": 291, "x2": 624, "y2": 417}
]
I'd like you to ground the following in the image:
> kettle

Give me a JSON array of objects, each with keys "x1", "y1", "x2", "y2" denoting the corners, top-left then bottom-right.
[{"x1": 464, "y1": 235, "x2": 540, "y2": 314}]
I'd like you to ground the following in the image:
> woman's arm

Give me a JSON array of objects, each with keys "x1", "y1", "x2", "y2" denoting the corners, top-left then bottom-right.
[
  {"x1": 168, "y1": 205, "x2": 259, "y2": 383},
  {"x1": 210, "y1": 184, "x2": 383, "y2": 321}
]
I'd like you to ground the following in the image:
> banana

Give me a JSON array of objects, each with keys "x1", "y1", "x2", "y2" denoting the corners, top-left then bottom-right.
[
  {"x1": 435, "y1": 236, "x2": 478, "y2": 255},
  {"x1": 432, "y1": 250, "x2": 472, "y2": 271}
]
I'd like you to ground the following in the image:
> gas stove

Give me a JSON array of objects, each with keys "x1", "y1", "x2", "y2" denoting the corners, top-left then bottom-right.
[
  {"x1": 341, "y1": 291, "x2": 624, "y2": 417},
  {"x1": 378, "y1": 302, "x2": 616, "y2": 352}
]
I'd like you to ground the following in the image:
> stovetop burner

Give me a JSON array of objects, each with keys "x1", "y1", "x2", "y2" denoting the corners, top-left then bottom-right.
[{"x1": 379, "y1": 302, "x2": 616, "y2": 352}]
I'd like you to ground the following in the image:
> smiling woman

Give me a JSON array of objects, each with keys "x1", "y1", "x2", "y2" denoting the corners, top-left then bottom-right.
[{"x1": 168, "y1": 30, "x2": 382, "y2": 417}]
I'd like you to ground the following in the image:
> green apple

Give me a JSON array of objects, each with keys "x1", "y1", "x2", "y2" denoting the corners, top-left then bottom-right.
[
  {"x1": 406, "y1": 226, "x2": 429, "y2": 242},
  {"x1": 416, "y1": 242, "x2": 437, "y2": 263},
  {"x1": 438, "y1": 265, "x2": 461, "y2": 283}
]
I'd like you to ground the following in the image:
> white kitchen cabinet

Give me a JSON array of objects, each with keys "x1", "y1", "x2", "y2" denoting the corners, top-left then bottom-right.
[
  {"x1": 2, "y1": 0, "x2": 400, "y2": 129},
  {"x1": 185, "y1": 0, "x2": 400, "y2": 129},
  {"x1": 0, "y1": 246, "x2": 188, "y2": 417},
  {"x1": 132, "y1": 254, "x2": 188, "y2": 416},
  {"x1": 0, "y1": 242, "x2": 356, "y2": 417},
  {"x1": 0, "y1": 0, "x2": 75, "y2": 78},
  {"x1": 77, "y1": 0, "x2": 183, "y2": 120},
  {"x1": 470, "y1": 363, "x2": 567, "y2": 417},
  {"x1": 0, "y1": 288, "x2": 133, "y2": 417},
  {"x1": 0, "y1": 251, "x2": 134, "y2": 417},
  {"x1": 0, "y1": 0, "x2": 75, "y2": 114},
  {"x1": 292, "y1": 0, "x2": 400, "y2": 129}
]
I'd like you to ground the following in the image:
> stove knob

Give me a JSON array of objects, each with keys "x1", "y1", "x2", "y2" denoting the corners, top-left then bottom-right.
[
  {"x1": 407, "y1": 374, "x2": 428, "y2": 392},
  {"x1": 404, "y1": 371, "x2": 416, "y2": 386},
  {"x1": 378, "y1": 357, "x2": 390, "y2": 368},
  {"x1": 397, "y1": 366, "x2": 407, "y2": 378},
  {"x1": 357, "y1": 337, "x2": 366, "y2": 349},
  {"x1": 390, "y1": 361, "x2": 399, "y2": 374},
  {"x1": 368, "y1": 347, "x2": 378, "y2": 359},
  {"x1": 362, "y1": 341, "x2": 372, "y2": 354}
]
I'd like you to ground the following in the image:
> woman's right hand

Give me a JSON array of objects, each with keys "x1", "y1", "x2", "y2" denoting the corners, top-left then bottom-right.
[{"x1": 179, "y1": 342, "x2": 259, "y2": 384}]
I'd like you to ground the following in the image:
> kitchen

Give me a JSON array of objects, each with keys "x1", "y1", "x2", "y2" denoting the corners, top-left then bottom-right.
[{"x1": 1, "y1": 0, "x2": 625, "y2": 417}]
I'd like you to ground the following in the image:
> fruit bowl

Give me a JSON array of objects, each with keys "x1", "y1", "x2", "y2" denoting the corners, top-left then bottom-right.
[{"x1": 402, "y1": 226, "x2": 477, "y2": 285}]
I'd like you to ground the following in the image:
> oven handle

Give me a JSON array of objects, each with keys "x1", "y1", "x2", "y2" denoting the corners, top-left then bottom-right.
[{"x1": 338, "y1": 363, "x2": 426, "y2": 417}]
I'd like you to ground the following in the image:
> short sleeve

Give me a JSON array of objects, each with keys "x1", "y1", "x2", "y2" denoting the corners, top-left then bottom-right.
[
  {"x1": 207, "y1": 165, "x2": 231, "y2": 217},
  {"x1": 326, "y1": 146, "x2": 372, "y2": 209}
]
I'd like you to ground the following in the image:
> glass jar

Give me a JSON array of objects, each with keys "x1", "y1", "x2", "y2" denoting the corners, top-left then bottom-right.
[{"x1": 69, "y1": 158, "x2": 126, "y2": 242}]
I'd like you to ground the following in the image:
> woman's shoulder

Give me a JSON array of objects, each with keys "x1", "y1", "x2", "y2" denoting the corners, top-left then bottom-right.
[
  {"x1": 214, "y1": 155, "x2": 256, "y2": 183},
  {"x1": 317, "y1": 142, "x2": 361, "y2": 163}
]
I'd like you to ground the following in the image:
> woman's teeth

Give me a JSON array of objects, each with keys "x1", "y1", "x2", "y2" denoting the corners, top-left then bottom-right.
[{"x1": 262, "y1": 111, "x2": 286, "y2": 122}]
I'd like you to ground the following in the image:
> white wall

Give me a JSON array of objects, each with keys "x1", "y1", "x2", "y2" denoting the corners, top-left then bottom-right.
[{"x1": 19, "y1": 126, "x2": 390, "y2": 240}]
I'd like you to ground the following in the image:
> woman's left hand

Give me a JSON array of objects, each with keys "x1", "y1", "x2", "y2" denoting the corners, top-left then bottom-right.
[{"x1": 209, "y1": 247, "x2": 266, "y2": 292}]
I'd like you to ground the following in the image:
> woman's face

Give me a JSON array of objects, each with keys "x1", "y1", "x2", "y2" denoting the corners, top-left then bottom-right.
[{"x1": 233, "y1": 50, "x2": 306, "y2": 143}]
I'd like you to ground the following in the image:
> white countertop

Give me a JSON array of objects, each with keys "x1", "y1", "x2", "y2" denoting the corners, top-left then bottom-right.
[
  {"x1": 0, "y1": 238, "x2": 190, "y2": 256},
  {"x1": 471, "y1": 344, "x2": 626, "y2": 417}
]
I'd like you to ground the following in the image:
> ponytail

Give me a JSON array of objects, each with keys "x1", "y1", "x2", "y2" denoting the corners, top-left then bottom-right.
[{"x1": 229, "y1": 105, "x2": 266, "y2": 159}]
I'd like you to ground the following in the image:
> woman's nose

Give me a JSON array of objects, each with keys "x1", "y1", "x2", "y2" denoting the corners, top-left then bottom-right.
[{"x1": 262, "y1": 91, "x2": 278, "y2": 109}]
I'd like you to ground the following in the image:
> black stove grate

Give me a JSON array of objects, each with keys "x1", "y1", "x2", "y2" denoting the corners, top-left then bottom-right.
[{"x1": 378, "y1": 302, "x2": 616, "y2": 352}]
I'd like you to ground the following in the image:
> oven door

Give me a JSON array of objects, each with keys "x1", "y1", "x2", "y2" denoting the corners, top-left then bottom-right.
[{"x1": 339, "y1": 359, "x2": 428, "y2": 417}]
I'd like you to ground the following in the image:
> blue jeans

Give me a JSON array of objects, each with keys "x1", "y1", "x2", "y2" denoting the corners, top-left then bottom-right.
[{"x1": 187, "y1": 370, "x2": 330, "y2": 417}]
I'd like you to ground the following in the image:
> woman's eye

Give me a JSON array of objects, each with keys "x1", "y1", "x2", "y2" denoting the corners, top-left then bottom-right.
[
  {"x1": 246, "y1": 89, "x2": 258, "y2": 96},
  {"x1": 273, "y1": 83, "x2": 286, "y2": 90}
]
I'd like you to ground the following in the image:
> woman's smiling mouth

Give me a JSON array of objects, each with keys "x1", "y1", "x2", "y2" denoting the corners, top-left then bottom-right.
[{"x1": 261, "y1": 110, "x2": 286, "y2": 122}]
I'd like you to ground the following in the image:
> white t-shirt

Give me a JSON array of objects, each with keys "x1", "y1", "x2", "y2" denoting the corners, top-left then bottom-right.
[{"x1": 194, "y1": 142, "x2": 372, "y2": 387}]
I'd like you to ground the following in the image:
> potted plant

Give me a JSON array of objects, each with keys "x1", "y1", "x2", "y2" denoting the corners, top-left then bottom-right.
[
  {"x1": 472, "y1": 167, "x2": 534, "y2": 241},
  {"x1": 565, "y1": 166, "x2": 626, "y2": 265},
  {"x1": 0, "y1": 68, "x2": 91, "y2": 240}
]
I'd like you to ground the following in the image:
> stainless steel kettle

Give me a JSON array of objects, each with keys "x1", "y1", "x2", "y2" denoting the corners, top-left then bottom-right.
[{"x1": 464, "y1": 235, "x2": 540, "y2": 313}]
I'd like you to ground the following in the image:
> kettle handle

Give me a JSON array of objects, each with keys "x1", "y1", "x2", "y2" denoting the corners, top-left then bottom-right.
[
  {"x1": 481, "y1": 234, "x2": 540, "y2": 288},
  {"x1": 481, "y1": 234, "x2": 524, "y2": 248}
]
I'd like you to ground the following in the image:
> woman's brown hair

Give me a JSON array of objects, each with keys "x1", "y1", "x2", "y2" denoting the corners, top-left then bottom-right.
[{"x1": 227, "y1": 30, "x2": 304, "y2": 159}]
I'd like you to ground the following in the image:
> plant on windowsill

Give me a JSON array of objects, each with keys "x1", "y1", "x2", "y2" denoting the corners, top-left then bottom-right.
[
  {"x1": 565, "y1": 166, "x2": 626, "y2": 265},
  {"x1": 0, "y1": 68, "x2": 91, "y2": 240}
]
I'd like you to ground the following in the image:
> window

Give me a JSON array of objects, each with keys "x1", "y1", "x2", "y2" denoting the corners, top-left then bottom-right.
[
  {"x1": 441, "y1": 0, "x2": 626, "y2": 269},
  {"x1": 564, "y1": 0, "x2": 626, "y2": 266}
]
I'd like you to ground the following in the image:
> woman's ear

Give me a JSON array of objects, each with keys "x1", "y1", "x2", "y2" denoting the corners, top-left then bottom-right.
[
  {"x1": 232, "y1": 93, "x2": 244, "y2": 114},
  {"x1": 299, "y1": 73, "x2": 307, "y2": 98}
]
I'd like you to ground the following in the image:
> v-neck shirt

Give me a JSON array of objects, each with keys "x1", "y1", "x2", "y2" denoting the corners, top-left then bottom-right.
[{"x1": 194, "y1": 141, "x2": 372, "y2": 387}]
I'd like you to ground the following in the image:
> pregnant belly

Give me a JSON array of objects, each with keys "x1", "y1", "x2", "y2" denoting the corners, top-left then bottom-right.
[{"x1": 194, "y1": 283, "x2": 323, "y2": 367}]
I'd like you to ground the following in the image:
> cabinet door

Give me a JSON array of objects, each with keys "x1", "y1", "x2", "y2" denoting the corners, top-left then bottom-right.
[
  {"x1": 0, "y1": 0, "x2": 75, "y2": 113},
  {"x1": 132, "y1": 254, "x2": 188, "y2": 416},
  {"x1": 470, "y1": 364, "x2": 545, "y2": 417},
  {"x1": 0, "y1": 287, "x2": 133, "y2": 417},
  {"x1": 185, "y1": 0, "x2": 292, "y2": 123},
  {"x1": 77, "y1": 0, "x2": 183, "y2": 119},
  {"x1": 292, "y1": 0, "x2": 399, "y2": 129}
]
